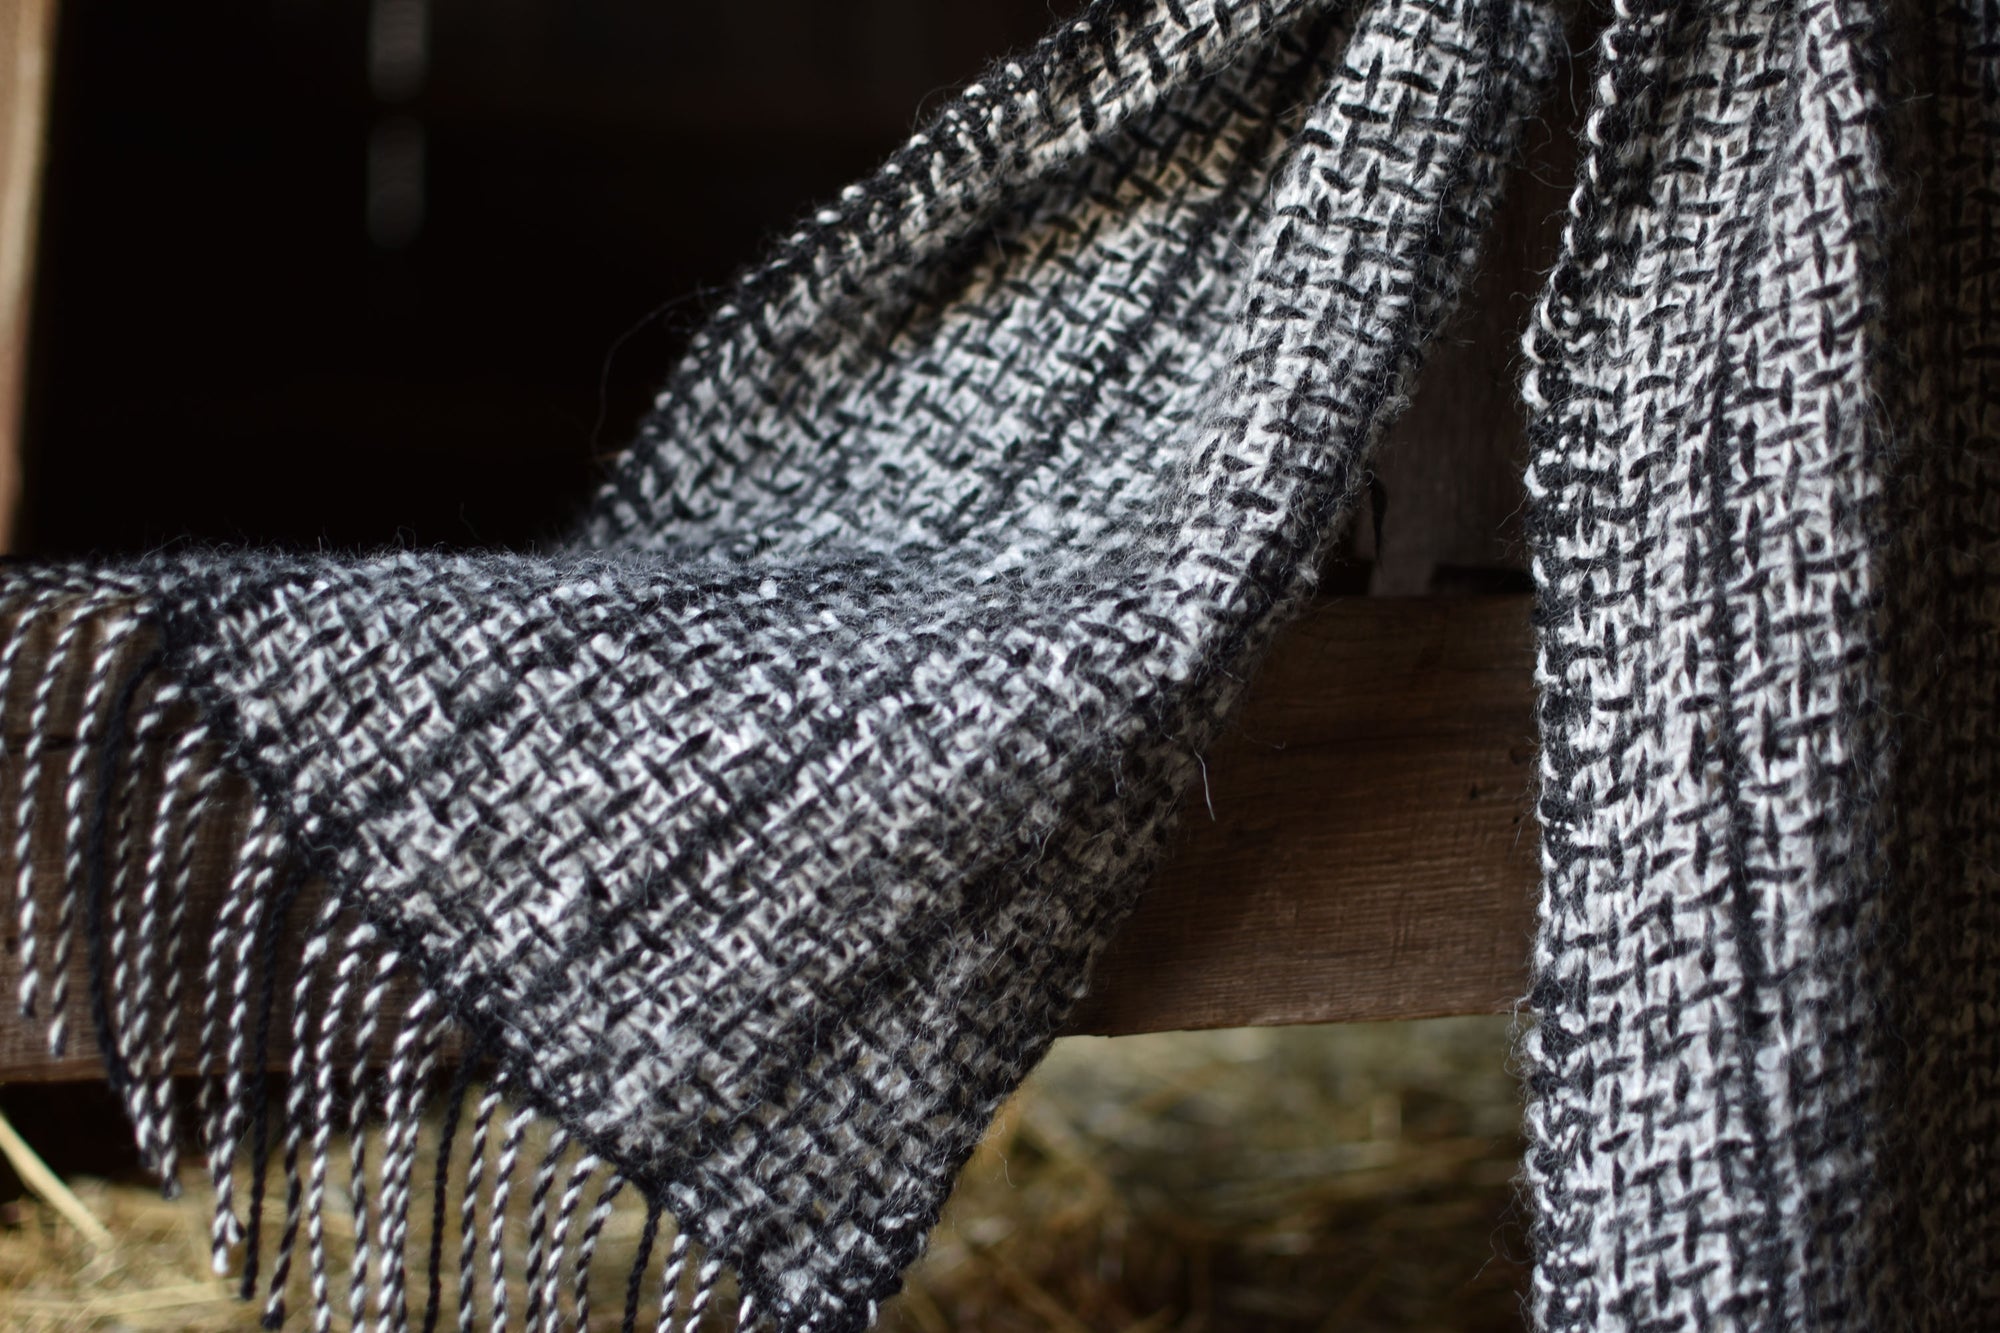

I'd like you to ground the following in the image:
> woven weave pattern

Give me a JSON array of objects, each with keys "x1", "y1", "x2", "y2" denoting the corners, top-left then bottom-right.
[
  {"x1": 14, "y1": 0, "x2": 1990, "y2": 1326},
  {"x1": 1521, "y1": 0, "x2": 2000, "y2": 1323},
  {"x1": 0, "y1": 1, "x2": 1558, "y2": 1328}
]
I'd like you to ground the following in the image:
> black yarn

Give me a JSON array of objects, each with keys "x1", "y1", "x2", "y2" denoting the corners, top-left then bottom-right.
[
  {"x1": 622, "y1": 1204, "x2": 662, "y2": 1333},
  {"x1": 420, "y1": 1037, "x2": 485, "y2": 1333},
  {"x1": 3, "y1": 1, "x2": 1574, "y2": 1327},
  {"x1": 240, "y1": 865, "x2": 309, "y2": 1300}
]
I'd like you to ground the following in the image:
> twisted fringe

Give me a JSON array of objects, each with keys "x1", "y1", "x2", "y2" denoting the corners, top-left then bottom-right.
[{"x1": 0, "y1": 593, "x2": 761, "y2": 1331}]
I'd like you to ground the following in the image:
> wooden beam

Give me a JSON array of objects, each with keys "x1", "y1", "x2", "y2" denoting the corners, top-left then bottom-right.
[
  {"x1": 0, "y1": 0, "x2": 54, "y2": 553},
  {"x1": 0, "y1": 594, "x2": 1539, "y2": 1081},
  {"x1": 1068, "y1": 593, "x2": 1538, "y2": 1034}
]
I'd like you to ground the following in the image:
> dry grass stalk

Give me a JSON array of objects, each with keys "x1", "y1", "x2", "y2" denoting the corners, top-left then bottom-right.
[{"x1": 0, "y1": 1017, "x2": 1525, "y2": 1331}]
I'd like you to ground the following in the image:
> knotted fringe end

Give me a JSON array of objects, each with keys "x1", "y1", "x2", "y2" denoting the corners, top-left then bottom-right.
[{"x1": 0, "y1": 588, "x2": 765, "y2": 1332}]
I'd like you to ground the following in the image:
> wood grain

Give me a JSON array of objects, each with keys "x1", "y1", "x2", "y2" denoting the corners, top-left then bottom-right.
[
  {"x1": 0, "y1": 0, "x2": 52, "y2": 554},
  {"x1": 0, "y1": 594, "x2": 1539, "y2": 1081},
  {"x1": 1067, "y1": 594, "x2": 1538, "y2": 1034}
]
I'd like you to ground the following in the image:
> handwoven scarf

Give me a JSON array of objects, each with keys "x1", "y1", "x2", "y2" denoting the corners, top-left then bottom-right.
[
  {"x1": 1522, "y1": 0, "x2": 1999, "y2": 1323},
  {"x1": 1, "y1": 0, "x2": 1993, "y2": 1331}
]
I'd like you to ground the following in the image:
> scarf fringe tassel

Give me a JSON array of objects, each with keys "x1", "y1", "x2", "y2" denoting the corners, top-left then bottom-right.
[{"x1": 0, "y1": 591, "x2": 768, "y2": 1331}]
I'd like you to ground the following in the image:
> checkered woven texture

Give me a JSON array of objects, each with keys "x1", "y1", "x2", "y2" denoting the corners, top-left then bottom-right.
[
  {"x1": 1521, "y1": 0, "x2": 2000, "y2": 1324},
  {"x1": 0, "y1": 1, "x2": 1558, "y2": 1329}
]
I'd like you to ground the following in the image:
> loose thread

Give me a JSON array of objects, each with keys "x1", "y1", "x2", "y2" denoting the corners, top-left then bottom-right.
[
  {"x1": 207, "y1": 802, "x2": 283, "y2": 1272},
  {"x1": 54, "y1": 612, "x2": 140, "y2": 1056},
  {"x1": 310, "y1": 919, "x2": 376, "y2": 1333},
  {"x1": 573, "y1": 1174, "x2": 626, "y2": 1332},
  {"x1": 120, "y1": 678, "x2": 189, "y2": 1174},
  {"x1": 544, "y1": 1152, "x2": 599, "y2": 1333},
  {"x1": 419, "y1": 1047, "x2": 479, "y2": 1333},
  {"x1": 105, "y1": 675, "x2": 162, "y2": 1116},
  {"x1": 17, "y1": 597, "x2": 100, "y2": 1024},
  {"x1": 264, "y1": 892, "x2": 342, "y2": 1330},
  {"x1": 376, "y1": 991, "x2": 445, "y2": 1333},
  {"x1": 655, "y1": 1232, "x2": 692, "y2": 1333},
  {"x1": 241, "y1": 865, "x2": 311, "y2": 1299},
  {"x1": 623, "y1": 1206, "x2": 663, "y2": 1333},
  {"x1": 489, "y1": 1105, "x2": 533, "y2": 1333},
  {"x1": 347, "y1": 944, "x2": 402, "y2": 1325},
  {"x1": 78, "y1": 647, "x2": 158, "y2": 1112},
  {"x1": 153, "y1": 723, "x2": 224, "y2": 1192},
  {"x1": 520, "y1": 1128, "x2": 570, "y2": 1332},
  {"x1": 685, "y1": 1254, "x2": 724, "y2": 1333},
  {"x1": 0, "y1": 589, "x2": 63, "y2": 1024},
  {"x1": 195, "y1": 798, "x2": 261, "y2": 1252},
  {"x1": 458, "y1": 1086, "x2": 502, "y2": 1333}
]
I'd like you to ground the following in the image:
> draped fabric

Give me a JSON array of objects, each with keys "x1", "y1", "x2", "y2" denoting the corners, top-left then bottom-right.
[
  {"x1": 1521, "y1": 0, "x2": 2000, "y2": 1323},
  {"x1": 2, "y1": 0, "x2": 1995, "y2": 1328},
  {"x1": 0, "y1": 3, "x2": 1557, "y2": 1329}
]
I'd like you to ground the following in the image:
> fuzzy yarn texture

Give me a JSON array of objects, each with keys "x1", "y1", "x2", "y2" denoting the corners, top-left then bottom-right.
[
  {"x1": 1, "y1": 0, "x2": 1995, "y2": 1329},
  {"x1": 0, "y1": 1, "x2": 1559, "y2": 1329},
  {"x1": 1520, "y1": 0, "x2": 2000, "y2": 1323}
]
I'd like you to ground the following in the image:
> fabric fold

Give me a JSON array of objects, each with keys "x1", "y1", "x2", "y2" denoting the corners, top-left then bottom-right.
[
  {"x1": 0, "y1": 1, "x2": 1559, "y2": 1329},
  {"x1": 1520, "y1": 0, "x2": 2000, "y2": 1323}
]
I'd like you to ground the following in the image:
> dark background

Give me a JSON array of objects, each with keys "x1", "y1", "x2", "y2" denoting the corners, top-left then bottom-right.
[
  {"x1": 1, "y1": 3, "x2": 1571, "y2": 1296},
  {"x1": 15, "y1": 0, "x2": 1572, "y2": 584},
  {"x1": 3, "y1": 0, "x2": 1088, "y2": 1201},
  {"x1": 17, "y1": 0, "x2": 1080, "y2": 557}
]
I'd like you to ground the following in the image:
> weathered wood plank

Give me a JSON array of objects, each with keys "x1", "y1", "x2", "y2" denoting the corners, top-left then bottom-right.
[
  {"x1": 1068, "y1": 593, "x2": 1538, "y2": 1033},
  {"x1": 0, "y1": 594, "x2": 1538, "y2": 1081}
]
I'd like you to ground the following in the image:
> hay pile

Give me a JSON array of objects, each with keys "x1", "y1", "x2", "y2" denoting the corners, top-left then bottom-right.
[{"x1": 0, "y1": 1016, "x2": 1525, "y2": 1331}]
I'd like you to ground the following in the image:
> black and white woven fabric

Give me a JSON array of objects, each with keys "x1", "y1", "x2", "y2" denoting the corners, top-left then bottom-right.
[
  {"x1": 1521, "y1": 0, "x2": 2000, "y2": 1323},
  {"x1": 0, "y1": 1, "x2": 1558, "y2": 1329},
  {"x1": 6, "y1": 0, "x2": 1998, "y2": 1327}
]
